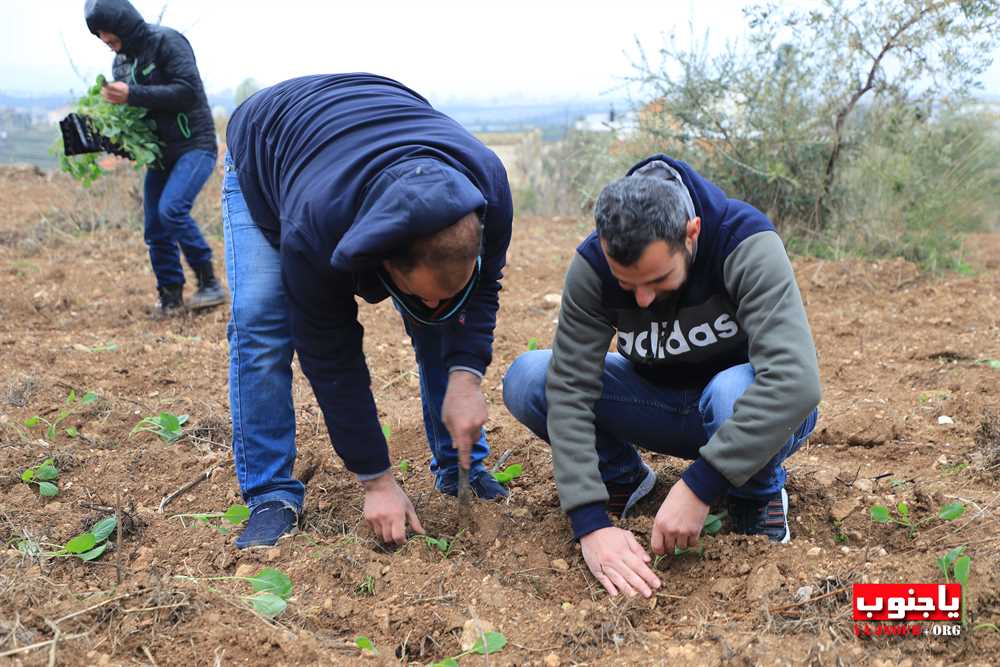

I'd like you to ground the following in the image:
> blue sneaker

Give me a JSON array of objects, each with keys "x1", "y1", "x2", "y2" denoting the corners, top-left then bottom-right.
[
  {"x1": 436, "y1": 471, "x2": 509, "y2": 500},
  {"x1": 728, "y1": 488, "x2": 790, "y2": 543},
  {"x1": 605, "y1": 461, "x2": 657, "y2": 518},
  {"x1": 234, "y1": 500, "x2": 299, "y2": 550}
]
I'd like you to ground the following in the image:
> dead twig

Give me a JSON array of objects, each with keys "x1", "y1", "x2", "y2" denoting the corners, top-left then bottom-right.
[
  {"x1": 158, "y1": 461, "x2": 221, "y2": 512},
  {"x1": 142, "y1": 645, "x2": 158, "y2": 666},
  {"x1": 54, "y1": 592, "x2": 137, "y2": 625}
]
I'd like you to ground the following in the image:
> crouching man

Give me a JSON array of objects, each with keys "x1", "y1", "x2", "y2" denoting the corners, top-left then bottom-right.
[
  {"x1": 503, "y1": 156, "x2": 820, "y2": 597},
  {"x1": 224, "y1": 74, "x2": 513, "y2": 548}
]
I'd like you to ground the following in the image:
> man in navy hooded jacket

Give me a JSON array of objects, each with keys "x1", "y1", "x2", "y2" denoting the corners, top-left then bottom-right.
[{"x1": 223, "y1": 74, "x2": 513, "y2": 548}]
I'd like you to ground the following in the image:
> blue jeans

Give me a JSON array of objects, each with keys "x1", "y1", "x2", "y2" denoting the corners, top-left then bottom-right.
[
  {"x1": 143, "y1": 149, "x2": 217, "y2": 288},
  {"x1": 502, "y1": 350, "x2": 817, "y2": 500},
  {"x1": 222, "y1": 154, "x2": 491, "y2": 511}
]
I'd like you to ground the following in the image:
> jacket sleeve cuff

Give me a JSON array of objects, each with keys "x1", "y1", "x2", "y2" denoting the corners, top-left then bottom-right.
[
  {"x1": 567, "y1": 502, "x2": 613, "y2": 540},
  {"x1": 448, "y1": 366, "x2": 484, "y2": 380},
  {"x1": 681, "y1": 457, "x2": 732, "y2": 505},
  {"x1": 443, "y1": 352, "x2": 487, "y2": 376}
]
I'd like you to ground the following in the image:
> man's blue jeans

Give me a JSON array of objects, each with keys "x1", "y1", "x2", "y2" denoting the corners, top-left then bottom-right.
[
  {"x1": 222, "y1": 154, "x2": 490, "y2": 511},
  {"x1": 143, "y1": 149, "x2": 217, "y2": 288},
  {"x1": 502, "y1": 350, "x2": 817, "y2": 500}
]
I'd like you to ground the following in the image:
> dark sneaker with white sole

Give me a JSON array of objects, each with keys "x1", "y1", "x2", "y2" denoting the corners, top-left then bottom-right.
[
  {"x1": 606, "y1": 462, "x2": 657, "y2": 518},
  {"x1": 436, "y1": 471, "x2": 509, "y2": 500},
  {"x1": 728, "y1": 488, "x2": 790, "y2": 543},
  {"x1": 234, "y1": 500, "x2": 299, "y2": 549}
]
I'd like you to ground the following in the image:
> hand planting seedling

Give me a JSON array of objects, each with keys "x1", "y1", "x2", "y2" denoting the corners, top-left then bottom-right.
[
  {"x1": 130, "y1": 411, "x2": 188, "y2": 443},
  {"x1": 653, "y1": 512, "x2": 725, "y2": 567},
  {"x1": 869, "y1": 500, "x2": 965, "y2": 537},
  {"x1": 24, "y1": 389, "x2": 98, "y2": 440},
  {"x1": 171, "y1": 503, "x2": 250, "y2": 533},
  {"x1": 431, "y1": 631, "x2": 507, "y2": 666},
  {"x1": 936, "y1": 546, "x2": 971, "y2": 626},
  {"x1": 44, "y1": 515, "x2": 117, "y2": 561},
  {"x1": 54, "y1": 74, "x2": 163, "y2": 186},
  {"x1": 355, "y1": 636, "x2": 378, "y2": 656},
  {"x1": 491, "y1": 463, "x2": 523, "y2": 485},
  {"x1": 20, "y1": 458, "x2": 60, "y2": 497}
]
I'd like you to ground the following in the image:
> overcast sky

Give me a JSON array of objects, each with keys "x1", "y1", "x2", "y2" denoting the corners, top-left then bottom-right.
[{"x1": 4, "y1": 0, "x2": 1000, "y2": 104}]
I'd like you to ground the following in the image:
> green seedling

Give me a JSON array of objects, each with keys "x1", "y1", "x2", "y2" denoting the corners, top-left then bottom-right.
[
  {"x1": 175, "y1": 567, "x2": 293, "y2": 618},
  {"x1": 355, "y1": 574, "x2": 376, "y2": 597},
  {"x1": 431, "y1": 631, "x2": 507, "y2": 666},
  {"x1": 527, "y1": 338, "x2": 539, "y2": 351},
  {"x1": 171, "y1": 503, "x2": 250, "y2": 533},
  {"x1": 653, "y1": 512, "x2": 725, "y2": 567},
  {"x1": 936, "y1": 546, "x2": 972, "y2": 627},
  {"x1": 355, "y1": 636, "x2": 378, "y2": 656},
  {"x1": 398, "y1": 459, "x2": 411, "y2": 476},
  {"x1": 975, "y1": 359, "x2": 1000, "y2": 370},
  {"x1": 45, "y1": 515, "x2": 117, "y2": 561},
  {"x1": 936, "y1": 546, "x2": 966, "y2": 582},
  {"x1": 381, "y1": 423, "x2": 392, "y2": 440},
  {"x1": 418, "y1": 535, "x2": 452, "y2": 556},
  {"x1": 870, "y1": 500, "x2": 965, "y2": 537},
  {"x1": 24, "y1": 389, "x2": 98, "y2": 440},
  {"x1": 20, "y1": 458, "x2": 60, "y2": 497},
  {"x1": 491, "y1": 463, "x2": 523, "y2": 485},
  {"x1": 53, "y1": 73, "x2": 163, "y2": 186},
  {"x1": 130, "y1": 411, "x2": 188, "y2": 443}
]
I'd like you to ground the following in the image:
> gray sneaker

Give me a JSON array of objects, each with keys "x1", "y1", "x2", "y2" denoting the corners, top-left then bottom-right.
[{"x1": 189, "y1": 263, "x2": 227, "y2": 310}]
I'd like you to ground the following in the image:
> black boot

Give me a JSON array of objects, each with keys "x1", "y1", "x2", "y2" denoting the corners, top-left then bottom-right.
[
  {"x1": 156, "y1": 284, "x2": 184, "y2": 317},
  {"x1": 189, "y1": 263, "x2": 227, "y2": 310}
]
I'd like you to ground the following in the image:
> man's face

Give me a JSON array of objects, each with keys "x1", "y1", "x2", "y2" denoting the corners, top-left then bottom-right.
[
  {"x1": 602, "y1": 217, "x2": 701, "y2": 309},
  {"x1": 98, "y1": 31, "x2": 122, "y2": 52},
  {"x1": 382, "y1": 259, "x2": 476, "y2": 311}
]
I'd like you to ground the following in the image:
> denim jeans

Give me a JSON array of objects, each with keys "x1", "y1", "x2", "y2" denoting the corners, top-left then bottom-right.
[
  {"x1": 143, "y1": 149, "x2": 216, "y2": 288},
  {"x1": 222, "y1": 153, "x2": 491, "y2": 511},
  {"x1": 502, "y1": 350, "x2": 817, "y2": 499}
]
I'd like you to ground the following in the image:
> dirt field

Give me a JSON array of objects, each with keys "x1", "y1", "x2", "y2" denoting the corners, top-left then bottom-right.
[{"x1": 1, "y1": 164, "x2": 999, "y2": 666}]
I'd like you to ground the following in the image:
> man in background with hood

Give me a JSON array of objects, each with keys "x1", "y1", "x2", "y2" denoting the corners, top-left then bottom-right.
[
  {"x1": 85, "y1": 0, "x2": 226, "y2": 314},
  {"x1": 223, "y1": 74, "x2": 513, "y2": 549},
  {"x1": 504, "y1": 156, "x2": 820, "y2": 598}
]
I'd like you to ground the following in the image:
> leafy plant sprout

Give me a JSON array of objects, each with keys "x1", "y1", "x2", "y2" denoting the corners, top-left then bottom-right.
[
  {"x1": 20, "y1": 458, "x2": 60, "y2": 497},
  {"x1": 175, "y1": 567, "x2": 293, "y2": 618},
  {"x1": 130, "y1": 411, "x2": 188, "y2": 443},
  {"x1": 24, "y1": 389, "x2": 98, "y2": 440},
  {"x1": 355, "y1": 575, "x2": 376, "y2": 597},
  {"x1": 936, "y1": 546, "x2": 971, "y2": 627},
  {"x1": 171, "y1": 504, "x2": 250, "y2": 533},
  {"x1": 870, "y1": 500, "x2": 965, "y2": 537},
  {"x1": 431, "y1": 631, "x2": 507, "y2": 666}
]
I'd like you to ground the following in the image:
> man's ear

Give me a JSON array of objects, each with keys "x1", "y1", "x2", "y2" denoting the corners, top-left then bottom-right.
[{"x1": 686, "y1": 217, "x2": 701, "y2": 250}]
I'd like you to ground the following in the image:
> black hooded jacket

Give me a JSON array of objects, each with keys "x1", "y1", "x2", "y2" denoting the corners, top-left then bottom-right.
[{"x1": 84, "y1": 0, "x2": 217, "y2": 167}]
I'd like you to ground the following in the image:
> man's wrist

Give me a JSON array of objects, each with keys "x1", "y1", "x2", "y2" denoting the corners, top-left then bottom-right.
[
  {"x1": 358, "y1": 468, "x2": 392, "y2": 488},
  {"x1": 448, "y1": 367, "x2": 483, "y2": 385}
]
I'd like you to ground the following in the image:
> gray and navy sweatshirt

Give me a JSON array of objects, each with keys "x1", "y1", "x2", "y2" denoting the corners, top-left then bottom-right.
[{"x1": 544, "y1": 156, "x2": 821, "y2": 539}]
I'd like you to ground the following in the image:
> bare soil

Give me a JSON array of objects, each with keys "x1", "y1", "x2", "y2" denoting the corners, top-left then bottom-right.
[{"x1": 1, "y1": 165, "x2": 999, "y2": 666}]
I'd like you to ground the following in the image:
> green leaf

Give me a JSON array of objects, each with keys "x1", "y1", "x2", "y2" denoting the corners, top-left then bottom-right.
[
  {"x1": 248, "y1": 592, "x2": 287, "y2": 618},
  {"x1": 944, "y1": 546, "x2": 966, "y2": 567},
  {"x1": 703, "y1": 512, "x2": 724, "y2": 535},
  {"x1": 158, "y1": 412, "x2": 180, "y2": 433},
  {"x1": 249, "y1": 568, "x2": 293, "y2": 599},
  {"x1": 90, "y1": 516, "x2": 117, "y2": 542},
  {"x1": 381, "y1": 423, "x2": 392, "y2": 440},
  {"x1": 24, "y1": 416, "x2": 40, "y2": 427},
  {"x1": 222, "y1": 504, "x2": 251, "y2": 525},
  {"x1": 81, "y1": 391, "x2": 99, "y2": 404},
  {"x1": 398, "y1": 459, "x2": 411, "y2": 475},
  {"x1": 35, "y1": 460, "x2": 58, "y2": 480},
  {"x1": 64, "y1": 532, "x2": 98, "y2": 554},
  {"x1": 471, "y1": 631, "x2": 507, "y2": 655},
  {"x1": 38, "y1": 481, "x2": 59, "y2": 497},
  {"x1": 953, "y1": 555, "x2": 971, "y2": 586},
  {"x1": 896, "y1": 501, "x2": 909, "y2": 517},
  {"x1": 938, "y1": 502, "x2": 965, "y2": 521},
  {"x1": 870, "y1": 505, "x2": 891, "y2": 523},
  {"x1": 65, "y1": 427, "x2": 79, "y2": 438},
  {"x1": 67, "y1": 389, "x2": 77, "y2": 403},
  {"x1": 527, "y1": 338, "x2": 539, "y2": 351},
  {"x1": 355, "y1": 636, "x2": 377, "y2": 654},
  {"x1": 77, "y1": 542, "x2": 109, "y2": 561},
  {"x1": 21, "y1": 469, "x2": 35, "y2": 482},
  {"x1": 45, "y1": 424, "x2": 57, "y2": 440},
  {"x1": 432, "y1": 659, "x2": 459, "y2": 667}
]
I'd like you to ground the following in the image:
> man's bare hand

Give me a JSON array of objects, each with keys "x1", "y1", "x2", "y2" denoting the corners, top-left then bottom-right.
[
  {"x1": 441, "y1": 370, "x2": 487, "y2": 470},
  {"x1": 362, "y1": 472, "x2": 424, "y2": 544},
  {"x1": 651, "y1": 479, "x2": 710, "y2": 555},
  {"x1": 101, "y1": 81, "x2": 129, "y2": 104},
  {"x1": 580, "y1": 526, "x2": 661, "y2": 598}
]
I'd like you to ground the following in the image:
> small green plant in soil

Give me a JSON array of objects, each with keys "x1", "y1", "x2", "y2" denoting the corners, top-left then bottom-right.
[
  {"x1": 936, "y1": 546, "x2": 971, "y2": 627},
  {"x1": 417, "y1": 534, "x2": 453, "y2": 557},
  {"x1": 24, "y1": 389, "x2": 98, "y2": 440},
  {"x1": 491, "y1": 463, "x2": 523, "y2": 485},
  {"x1": 130, "y1": 411, "x2": 188, "y2": 443},
  {"x1": 53, "y1": 74, "x2": 163, "y2": 186},
  {"x1": 653, "y1": 512, "x2": 725, "y2": 567},
  {"x1": 42, "y1": 515, "x2": 117, "y2": 561},
  {"x1": 355, "y1": 636, "x2": 378, "y2": 656},
  {"x1": 20, "y1": 458, "x2": 60, "y2": 497},
  {"x1": 381, "y1": 422, "x2": 392, "y2": 440},
  {"x1": 171, "y1": 503, "x2": 250, "y2": 533},
  {"x1": 176, "y1": 567, "x2": 293, "y2": 618},
  {"x1": 431, "y1": 631, "x2": 507, "y2": 666},
  {"x1": 398, "y1": 459, "x2": 411, "y2": 476},
  {"x1": 870, "y1": 500, "x2": 965, "y2": 536},
  {"x1": 527, "y1": 338, "x2": 539, "y2": 351},
  {"x1": 355, "y1": 574, "x2": 376, "y2": 597}
]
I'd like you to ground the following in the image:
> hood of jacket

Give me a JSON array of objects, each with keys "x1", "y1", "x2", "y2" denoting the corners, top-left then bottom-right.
[
  {"x1": 84, "y1": 0, "x2": 149, "y2": 55},
  {"x1": 329, "y1": 157, "x2": 486, "y2": 273}
]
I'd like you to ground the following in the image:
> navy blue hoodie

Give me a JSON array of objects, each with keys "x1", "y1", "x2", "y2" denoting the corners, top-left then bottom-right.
[{"x1": 226, "y1": 74, "x2": 513, "y2": 476}]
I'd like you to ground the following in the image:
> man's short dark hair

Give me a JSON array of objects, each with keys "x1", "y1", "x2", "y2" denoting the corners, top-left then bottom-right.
[
  {"x1": 386, "y1": 212, "x2": 483, "y2": 289},
  {"x1": 594, "y1": 176, "x2": 691, "y2": 266}
]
